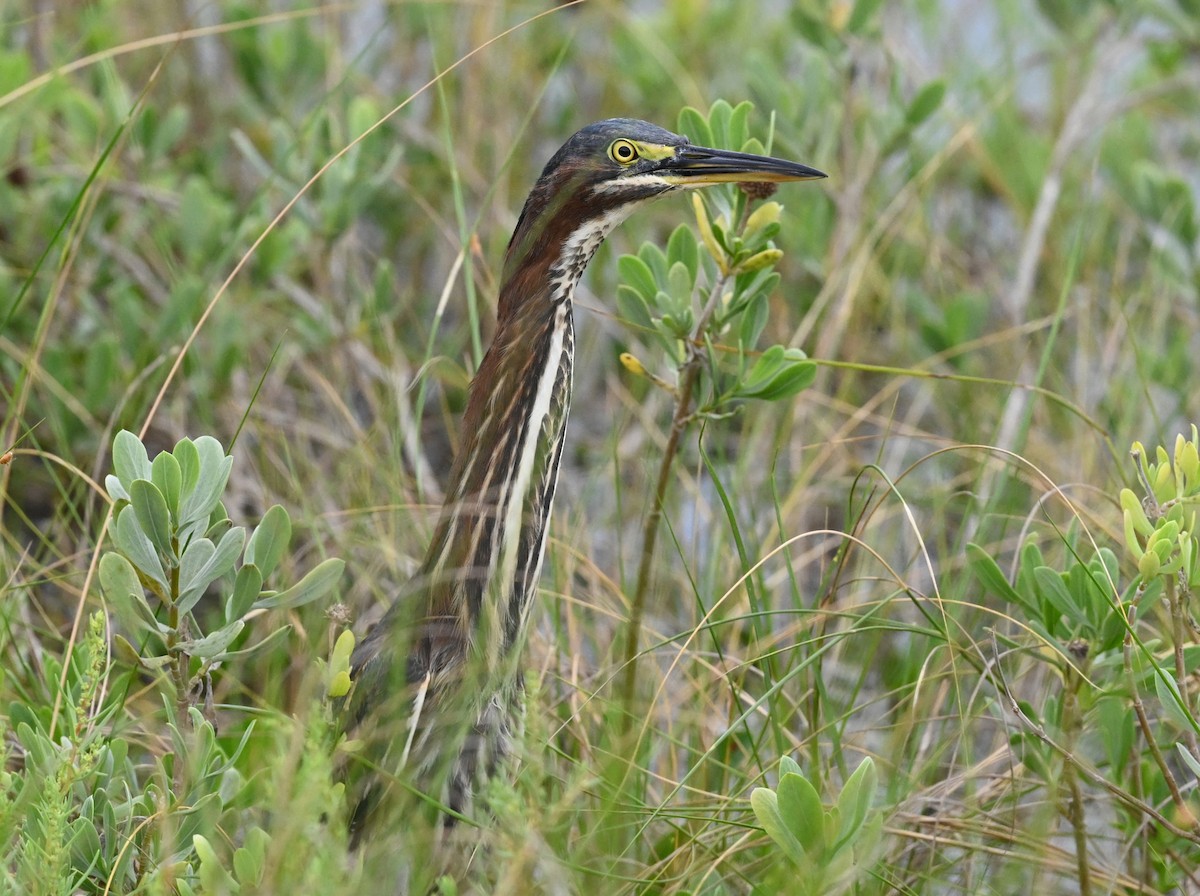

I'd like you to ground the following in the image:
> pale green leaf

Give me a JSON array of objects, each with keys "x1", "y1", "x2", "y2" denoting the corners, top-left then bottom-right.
[
  {"x1": 180, "y1": 620, "x2": 245, "y2": 659},
  {"x1": 151, "y1": 450, "x2": 183, "y2": 517},
  {"x1": 253, "y1": 558, "x2": 344, "y2": 610},
  {"x1": 99, "y1": 551, "x2": 158, "y2": 633},
  {"x1": 617, "y1": 254, "x2": 657, "y2": 303},
  {"x1": 835, "y1": 757, "x2": 877, "y2": 847},
  {"x1": 227, "y1": 563, "x2": 263, "y2": 622},
  {"x1": 179, "y1": 527, "x2": 245, "y2": 614},
  {"x1": 130, "y1": 479, "x2": 174, "y2": 562},
  {"x1": 777, "y1": 771, "x2": 826, "y2": 858},
  {"x1": 1154, "y1": 670, "x2": 1198, "y2": 732},
  {"x1": 750, "y1": 787, "x2": 807, "y2": 865},
  {"x1": 210, "y1": 623, "x2": 290, "y2": 663},
  {"x1": 193, "y1": 834, "x2": 238, "y2": 893},
  {"x1": 105, "y1": 473, "x2": 130, "y2": 503},
  {"x1": 245, "y1": 504, "x2": 291, "y2": 579},
  {"x1": 180, "y1": 438, "x2": 232, "y2": 527},
  {"x1": 1177, "y1": 743, "x2": 1200, "y2": 782},
  {"x1": 175, "y1": 437, "x2": 201, "y2": 497},
  {"x1": 113, "y1": 505, "x2": 167, "y2": 591},
  {"x1": 112, "y1": 430, "x2": 151, "y2": 488}
]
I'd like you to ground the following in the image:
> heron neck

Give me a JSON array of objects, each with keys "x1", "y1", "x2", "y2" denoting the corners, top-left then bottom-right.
[
  {"x1": 419, "y1": 268, "x2": 575, "y2": 660},
  {"x1": 417, "y1": 196, "x2": 637, "y2": 661}
]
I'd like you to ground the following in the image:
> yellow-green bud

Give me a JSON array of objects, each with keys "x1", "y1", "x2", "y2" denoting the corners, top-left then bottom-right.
[
  {"x1": 619, "y1": 352, "x2": 648, "y2": 377},
  {"x1": 1123, "y1": 509, "x2": 1145, "y2": 560},
  {"x1": 328, "y1": 670, "x2": 353, "y2": 698},
  {"x1": 693, "y1": 194, "x2": 727, "y2": 273},
  {"x1": 737, "y1": 248, "x2": 783, "y2": 273},
  {"x1": 1179, "y1": 437, "x2": 1199, "y2": 489},
  {"x1": 1120, "y1": 488, "x2": 1153, "y2": 537},
  {"x1": 1154, "y1": 462, "x2": 1174, "y2": 503},
  {"x1": 327, "y1": 629, "x2": 356, "y2": 697},
  {"x1": 1139, "y1": 550, "x2": 1161, "y2": 579},
  {"x1": 744, "y1": 201, "x2": 782, "y2": 238}
]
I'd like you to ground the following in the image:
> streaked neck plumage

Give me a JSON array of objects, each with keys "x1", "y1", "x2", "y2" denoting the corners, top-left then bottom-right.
[{"x1": 418, "y1": 169, "x2": 638, "y2": 669}]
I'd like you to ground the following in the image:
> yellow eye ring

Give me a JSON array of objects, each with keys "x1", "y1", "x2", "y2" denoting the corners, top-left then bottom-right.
[{"x1": 609, "y1": 139, "x2": 639, "y2": 165}]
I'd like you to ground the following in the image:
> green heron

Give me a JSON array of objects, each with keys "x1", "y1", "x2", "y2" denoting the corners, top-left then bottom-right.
[{"x1": 341, "y1": 118, "x2": 824, "y2": 840}]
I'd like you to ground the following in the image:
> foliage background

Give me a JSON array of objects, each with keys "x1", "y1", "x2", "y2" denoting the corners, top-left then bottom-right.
[{"x1": 2, "y1": 0, "x2": 1199, "y2": 892}]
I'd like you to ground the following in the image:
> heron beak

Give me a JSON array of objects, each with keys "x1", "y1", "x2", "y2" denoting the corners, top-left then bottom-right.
[{"x1": 655, "y1": 145, "x2": 826, "y2": 186}]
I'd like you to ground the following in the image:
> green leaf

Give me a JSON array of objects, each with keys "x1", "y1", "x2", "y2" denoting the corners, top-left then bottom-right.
[
  {"x1": 750, "y1": 788, "x2": 807, "y2": 865},
  {"x1": 180, "y1": 620, "x2": 245, "y2": 660},
  {"x1": 245, "y1": 504, "x2": 291, "y2": 579},
  {"x1": 175, "y1": 437, "x2": 201, "y2": 497},
  {"x1": 735, "y1": 346, "x2": 817, "y2": 401},
  {"x1": 658, "y1": 309, "x2": 694, "y2": 341},
  {"x1": 1033, "y1": 566, "x2": 1083, "y2": 630},
  {"x1": 112, "y1": 429, "x2": 151, "y2": 488},
  {"x1": 676, "y1": 106, "x2": 712, "y2": 148},
  {"x1": 777, "y1": 771, "x2": 826, "y2": 858},
  {"x1": 666, "y1": 261, "x2": 694, "y2": 309},
  {"x1": 179, "y1": 526, "x2": 246, "y2": 614},
  {"x1": 638, "y1": 241, "x2": 669, "y2": 284},
  {"x1": 130, "y1": 479, "x2": 175, "y2": 563},
  {"x1": 178, "y1": 538, "x2": 215, "y2": 607},
  {"x1": 180, "y1": 437, "x2": 233, "y2": 527},
  {"x1": 140, "y1": 652, "x2": 175, "y2": 671},
  {"x1": 227, "y1": 563, "x2": 263, "y2": 623},
  {"x1": 617, "y1": 254, "x2": 657, "y2": 304},
  {"x1": 232, "y1": 827, "x2": 269, "y2": 888},
  {"x1": 728, "y1": 101, "x2": 752, "y2": 151},
  {"x1": 113, "y1": 633, "x2": 144, "y2": 668},
  {"x1": 194, "y1": 834, "x2": 239, "y2": 893},
  {"x1": 707, "y1": 99, "x2": 734, "y2": 147},
  {"x1": 616, "y1": 285, "x2": 653, "y2": 332},
  {"x1": 1154, "y1": 669, "x2": 1198, "y2": 732},
  {"x1": 1177, "y1": 743, "x2": 1200, "y2": 782},
  {"x1": 666, "y1": 223, "x2": 699, "y2": 281},
  {"x1": 151, "y1": 450, "x2": 183, "y2": 517},
  {"x1": 905, "y1": 80, "x2": 946, "y2": 128},
  {"x1": 69, "y1": 815, "x2": 102, "y2": 869},
  {"x1": 835, "y1": 758, "x2": 876, "y2": 848},
  {"x1": 210, "y1": 623, "x2": 290, "y2": 664},
  {"x1": 105, "y1": 473, "x2": 130, "y2": 503},
  {"x1": 966, "y1": 543, "x2": 1029, "y2": 611},
  {"x1": 99, "y1": 552, "x2": 159, "y2": 633},
  {"x1": 113, "y1": 505, "x2": 168, "y2": 591},
  {"x1": 738, "y1": 292, "x2": 770, "y2": 349},
  {"x1": 253, "y1": 557, "x2": 344, "y2": 610}
]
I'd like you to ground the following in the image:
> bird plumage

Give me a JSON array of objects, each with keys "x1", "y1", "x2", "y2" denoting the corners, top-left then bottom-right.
[{"x1": 339, "y1": 118, "x2": 825, "y2": 842}]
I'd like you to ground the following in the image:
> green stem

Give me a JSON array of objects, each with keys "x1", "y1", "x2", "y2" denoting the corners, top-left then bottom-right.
[
  {"x1": 167, "y1": 549, "x2": 189, "y2": 800},
  {"x1": 1123, "y1": 591, "x2": 1190, "y2": 819},
  {"x1": 1061, "y1": 664, "x2": 1092, "y2": 896},
  {"x1": 617, "y1": 351, "x2": 702, "y2": 717},
  {"x1": 618, "y1": 267, "x2": 732, "y2": 720},
  {"x1": 1167, "y1": 576, "x2": 1200, "y2": 758}
]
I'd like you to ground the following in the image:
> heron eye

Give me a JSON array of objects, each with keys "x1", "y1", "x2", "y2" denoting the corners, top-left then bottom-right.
[{"x1": 609, "y1": 139, "x2": 639, "y2": 165}]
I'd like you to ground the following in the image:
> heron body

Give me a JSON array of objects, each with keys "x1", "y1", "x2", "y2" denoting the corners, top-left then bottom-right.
[{"x1": 342, "y1": 119, "x2": 824, "y2": 839}]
